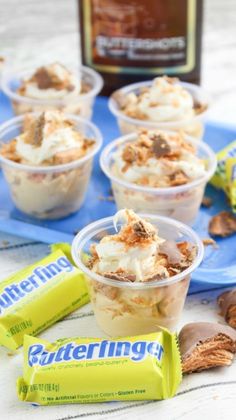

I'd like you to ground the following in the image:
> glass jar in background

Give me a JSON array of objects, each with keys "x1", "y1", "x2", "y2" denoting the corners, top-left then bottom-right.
[{"x1": 79, "y1": 0, "x2": 203, "y2": 95}]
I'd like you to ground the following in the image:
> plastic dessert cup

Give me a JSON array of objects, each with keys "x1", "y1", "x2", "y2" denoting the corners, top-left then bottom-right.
[
  {"x1": 1, "y1": 66, "x2": 103, "y2": 119},
  {"x1": 100, "y1": 133, "x2": 217, "y2": 226},
  {"x1": 72, "y1": 214, "x2": 204, "y2": 336},
  {"x1": 0, "y1": 114, "x2": 102, "y2": 219},
  {"x1": 109, "y1": 81, "x2": 210, "y2": 139}
]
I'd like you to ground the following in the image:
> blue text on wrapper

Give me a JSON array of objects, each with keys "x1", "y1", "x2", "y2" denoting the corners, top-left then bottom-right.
[
  {"x1": 28, "y1": 340, "x2": 164, "y2": 366},
  {"x1": 0, "y1": 257, "x2": 75, "y2": 315}
]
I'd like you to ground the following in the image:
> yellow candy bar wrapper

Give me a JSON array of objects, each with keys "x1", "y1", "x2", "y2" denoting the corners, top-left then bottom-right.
[
  {"x1": 210, "y1": 139, "x2": 236, "y2": 212},
  {"x1": 225, "y1": 157, "x2": 236, "y2": 212},
  {"x1": 50, "y1": 243, "x2": 74, "y2": 264},
  {"x1": 211, "y1": 139, "x2": 236, "y2": 189},
  {"x1": 17, "y1": 331, "x2": 182, "y2": 405},
  {"x1": 0, "y1": 250, "x2": 89, "y2": 351}
]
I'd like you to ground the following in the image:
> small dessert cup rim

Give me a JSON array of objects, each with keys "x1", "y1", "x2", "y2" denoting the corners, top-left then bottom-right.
[
  {"x1": 100, "y1": 132, "x2": 217, "y2": 195},
  {"x1": 108, "y1": 80, "x2": 210, "y2": 127},
  {"x1": 0, "y1": 113, "x2": 103, "y2": 173},
  {"x1": 71, "y1": 213, "x2": 204, "y2": 290},
  {"x1": 1, "y1": 65, "x2": 103, "y2": 105}
]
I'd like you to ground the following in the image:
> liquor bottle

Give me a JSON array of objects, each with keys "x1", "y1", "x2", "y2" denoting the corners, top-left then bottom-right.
[{"x1": 79, "y1": 0, "x2": 203, "y2": 95}]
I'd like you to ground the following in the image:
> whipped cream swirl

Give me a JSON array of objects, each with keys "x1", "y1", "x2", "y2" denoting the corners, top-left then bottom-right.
[
  {"x1": 92, "y1": 210, "x2": 166, "y2": 282},
  {"x1": 15, "y1": 111, "x2": 84, "y2": 165},
  {"x1": 125, "y1": 76, "x2": 195, "y2": 122},
  {"x1": 112, "y1": 130, "x2": 206, "y2": 188},
  {"x1": 21, "y1": 63, "x2": 81, "y2": 100}
]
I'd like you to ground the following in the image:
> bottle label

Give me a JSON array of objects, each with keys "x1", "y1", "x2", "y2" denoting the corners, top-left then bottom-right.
[{"x1": 82, "y1": 0, "x2": 197, "y2": 75}]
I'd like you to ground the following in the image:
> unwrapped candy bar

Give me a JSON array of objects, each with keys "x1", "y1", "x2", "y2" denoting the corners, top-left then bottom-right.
[{"x1": 179, "y1": 322, "x2": 236, "y2": 373}]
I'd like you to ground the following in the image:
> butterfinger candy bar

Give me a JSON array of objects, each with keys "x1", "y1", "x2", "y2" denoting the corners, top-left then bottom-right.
[
  {"x1": 0, "y1": 250, "x2": 89, "y2": 350},
  {"x1": 201, "y1": 196, "x2": 213, "y2": 208},
  {"x1": 179, "y1": 322, "x2": 236, "y2": 373},
  {"x1": 218, "y1": 289, "x2": 236, "y2": 328},
  {"x1": 17, "y1": 330, "x2": 182, "y2": 405}
]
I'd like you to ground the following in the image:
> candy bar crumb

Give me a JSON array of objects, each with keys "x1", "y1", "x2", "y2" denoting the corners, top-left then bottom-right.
[
  {"x1": 179, "y1": 322, "x2": 236, "y2": 374},
  {"x1": 209, "y1": 211, "x2": 236, "y2": 237},
  {"x1": 104, "y1": 272, "x2": 136, "y2": 282},
  {"x1": 132, "y1": 220, "x2": 155, "y2": 239},
  {"x1": 152, "y1": 134, "x2": 171, "y2": 158},
  {"x1": 1, "y1": 240, "x2": 10, "y2": 247},
  {"x1": 201, "y1": 196, "x2": 213, "y2": 208},
  {"x1": 193, "y1": 101, "x2": 208, "y2": 115}
]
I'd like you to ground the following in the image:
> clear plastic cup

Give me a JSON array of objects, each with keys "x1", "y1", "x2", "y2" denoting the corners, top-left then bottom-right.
[
  {"x1": 100, "y1": 132, "x2": 217, "y2": 226},
  {"x1": 109, "y1": 80, "x2": 210, "y2": 139},
  {"x1": 72, "y1": 214, "x2": 204, "y2": 336},
  {"x1": 1, "y1": 66, "x2": 103, "y2": 119},
  {"x1": 0, "y1": 114, "x2": 102, "y2": 219}
]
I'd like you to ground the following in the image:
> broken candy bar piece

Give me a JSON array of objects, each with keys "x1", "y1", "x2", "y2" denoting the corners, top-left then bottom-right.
[
  {"x1": 218, "y1": 289, "x2": 236, "y2": 329},
  {"x1": 201, "y1": 196, "x2": 213, "y2": 208},
  {"x1": 208, "y1": 211, "x2": 236, "y2": 237},
  {"x1": 179, "y1": 322, "x2": 236, "y2": 374},
  {"x1": 152, "y1": 134, "x2": 171, "y2": 158},
  {"x1": 132, "y1": 220, "x2": 155, "y2": 239},
  {"x1": 202, "y1": 238, "x2": 218, "y2": 248}
]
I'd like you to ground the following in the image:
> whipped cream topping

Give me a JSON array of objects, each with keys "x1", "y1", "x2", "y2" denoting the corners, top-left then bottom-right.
[
  {"x1": 112, "y1": 130, "x2": 206, "y2": 188},
  {"x1": 123, "y1": 76, "x2": 195, "y2": 122},
  {"x1": 91, "y1": 210, "x2": 168, "y2": 282},
  {"x1": 19, "y1": 63, "x2": 81, "y2": 100},
  {"x1": 14, "y1": 111, "x2": 90, "y2": 165}
]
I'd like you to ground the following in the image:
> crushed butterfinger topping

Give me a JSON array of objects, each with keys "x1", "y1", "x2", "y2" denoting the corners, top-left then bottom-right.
[
  {"x1": 0, "y1": 140, "x2": 21, "y2": 162},
  {"x1": 152, "y1": 133, "x2": 172, "y2": 158},
  {"x1": 30, "y1": 63, "x2": 76, "y2": 92},
  {"x1": 193, "y1": 101, "x2": 208, "y2": 115},
  {"x1": 169, "y1": 170, "x2": 189, "y2": 186},
  {"x1": 0, "y1": 111, "x2": 95, "y2": 166},
  {"x1": 121, "y1": 130, "x2": 193, "y2": 168},
  {"x1": 132, "y1": 220, "x2": 156, "y2": 239},
  {"x1": 33, "y1": 113, "x2": 46, "y2": 146},
  {"x1": 88, "y1": 210, "x2": 196, "y2": 284},
  {"x1": 113, "y1": 129, "x2": 204, "y2": 188},
  {"x1": 218, "y1": 289, "x2": 236, "y2": 329}
]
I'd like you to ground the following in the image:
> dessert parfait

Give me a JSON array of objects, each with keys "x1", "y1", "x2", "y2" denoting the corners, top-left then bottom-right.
[
  {"x1": 1, "y1": 62, "x2": 103, "y2": 118},
  {"x1": 0, "y1": 110, "x2": 102, "y2": 219},
  {"x1": 109, "y1": 76, "x2": 209, "y2": 138},
  {"x1": 100, "y1": 129, "x2": 217, "y2": 225},
  {"x1": 72, "y1": 209, "x2": 204, "y2": 336}
]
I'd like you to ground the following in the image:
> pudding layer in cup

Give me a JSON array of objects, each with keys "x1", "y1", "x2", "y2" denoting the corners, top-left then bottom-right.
[
  {"x1": 0, "y1": 111, "x2": 102, "y2": 219},
  {"x1": 72, "y1": 209, "x2": 204, "y2": 336},
  {"x1": 109, "y1": 76, "x2": 209, "y2": 139},
  {"x1": 1, "y1": 63, "x2": 103, "y2": 119},
  {"x1": 100, "y1": 130, "x2": 216, "y2": 225}
]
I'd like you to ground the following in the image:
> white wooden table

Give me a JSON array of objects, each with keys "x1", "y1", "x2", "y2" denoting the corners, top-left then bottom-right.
[{"x1": 0, "y1": 0, "x2": 236, "y2": 418}]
